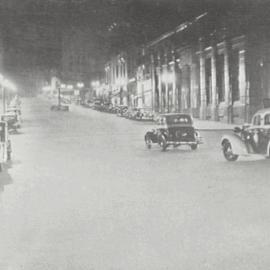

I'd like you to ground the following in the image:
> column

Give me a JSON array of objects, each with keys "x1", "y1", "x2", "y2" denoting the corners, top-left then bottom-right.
[
  {"x1": 224, "y1": 41, "x2": 231, "y2": 123},
  {"x1": 157, "y1": 54, "x2": 162, "y2": 113},
  {"x1": 164, "y1": 51, "x2": 169, "y2": 112},
  {"x1": 199, "y1": 38, "x2": 206, "y2": 120},
  {"x1": 239, "y1": 49, "x2": 246, "y2": 105},
  {"x1": 211, "y1": 46, "x2": 218, "y2": 120},
  {"x1": 171, "y1": 49, "x2": 176, "y2": 112},
  {"x1": 150, "y1": 54, "x2": 156, "y2": 112}
]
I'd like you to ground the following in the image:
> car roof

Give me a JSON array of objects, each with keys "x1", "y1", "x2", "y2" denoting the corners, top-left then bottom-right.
[{"x1": 253, "y1": 108, "x2": 270, "y2": 117}]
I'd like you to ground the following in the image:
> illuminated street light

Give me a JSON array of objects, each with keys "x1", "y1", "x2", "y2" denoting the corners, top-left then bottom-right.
[
  {"x1": 91, "y1": 81, "x2": 100, "y2": 88},
  {"x1": 67, "y1": 85, "x2": 74, "y2": 90},
  {"x1": 61, "y1": 84, "x2": 66, "y2": 89},
  {"x1": 77, "y1": 82, "x2": 84, "y2": 88}
]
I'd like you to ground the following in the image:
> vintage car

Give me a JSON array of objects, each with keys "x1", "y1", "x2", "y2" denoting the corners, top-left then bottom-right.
[
  {"x1": 6, "y1": 106, "x2": 22, "y2": 125},
  {"x1": 139, "y1": 108, "x2": 154, "y2": 121},
  {"x1": 144, "y1": 113, "x2": 202, "y2": 151},
  {"x1": 125, "y1": 108, "x2": 141, "y2": 120},
  {"x1": 50, "y1": 104, "x2": 69, "y2": 111},
  {"x1": 116, "y1": 105, "x2": 128, "y2": 117},
  {"x1": 0, "y1": 121, "x2": 11, "y2": 172},
  {"x1": 221, "y1": 108, "x2": 270, "y2": 161},
  {"x1": 1, "y1": 112, "x2": 21, "y2": 132}
]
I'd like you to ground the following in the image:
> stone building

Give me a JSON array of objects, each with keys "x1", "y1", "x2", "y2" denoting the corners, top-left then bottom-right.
[
  {"x1": 137, "y1": 10, "x2": 270, "y2": 124},
  {"x1": 103, "y1": 8, "x2": 270, "y2": 124},
  {"x1": 105, "y1": 52, "x2": 129, "y2": 106}
]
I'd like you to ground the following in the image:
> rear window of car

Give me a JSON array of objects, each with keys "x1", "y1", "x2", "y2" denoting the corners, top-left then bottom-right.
[
  {"x1": 265, "y1": 114, "x2": 270, "y2": 125},
  {"x1": 166, "y1": 115, "x2": 192, "y2": 125}
]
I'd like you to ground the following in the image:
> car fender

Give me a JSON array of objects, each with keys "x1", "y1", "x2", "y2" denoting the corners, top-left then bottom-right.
[
  {"x1": 145, "y1": 131, "x2": 158, "y2": 143},
  {"x1": 221, "y1": 134, "x2": 249, "y2": 156},
  {"x1": 267, "y1": 140, "x2": 270, "y2": 157}
]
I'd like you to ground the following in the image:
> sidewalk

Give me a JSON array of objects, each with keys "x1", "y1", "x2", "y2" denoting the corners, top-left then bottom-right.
[
  {"x1": 69, "y1": 103, "x2": 239, "y2": 131},
  {"x1": 193, "y1": 118, "x2": 238, "y2": 131}
]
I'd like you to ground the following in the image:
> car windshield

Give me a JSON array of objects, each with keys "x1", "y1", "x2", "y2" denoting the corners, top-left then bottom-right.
[{"x1": 165, "y1": 115, "x2": 192, "y2": 125}]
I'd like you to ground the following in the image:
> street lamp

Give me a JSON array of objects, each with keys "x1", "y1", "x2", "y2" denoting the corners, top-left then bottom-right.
[{"x1": 77, "y1": 82, "x2": 84, "y2": 88}]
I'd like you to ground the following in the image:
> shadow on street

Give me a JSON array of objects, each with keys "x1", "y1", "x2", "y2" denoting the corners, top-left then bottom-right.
[{"x1": 0, "y1": 163, "x2": 13, "y2": 193}]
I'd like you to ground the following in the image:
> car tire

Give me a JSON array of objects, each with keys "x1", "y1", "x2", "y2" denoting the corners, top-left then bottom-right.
[
  {"x1": 145, "y1": 135, "x2": 152, "y2": 149},
  {"x1": 191, "y1": 144, "x2": 198, "y2": 150},
  {"x1": 159, "y1": 135, "x2": 168, "y2": 151},
  {"x1": 222, "y1": 141, "x2": 238, "y2": 161}
]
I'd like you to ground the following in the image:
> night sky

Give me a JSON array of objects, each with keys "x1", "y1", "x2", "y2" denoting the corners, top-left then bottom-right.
[{"x1": 0, "y1": 0, "x2": 268, "y2": 92}]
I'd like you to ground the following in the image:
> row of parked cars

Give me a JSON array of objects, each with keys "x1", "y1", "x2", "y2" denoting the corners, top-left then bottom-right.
[{"x1": 83, "y1": 100, "x2": 155, "y2": 121}]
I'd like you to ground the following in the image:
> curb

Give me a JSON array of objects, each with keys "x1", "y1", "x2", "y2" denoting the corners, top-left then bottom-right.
[{"x1": 69, "y1": 104, "x2": 236, "y2": 131}]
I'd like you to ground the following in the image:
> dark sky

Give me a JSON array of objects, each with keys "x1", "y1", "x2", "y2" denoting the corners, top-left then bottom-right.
[{"x1": 0, "y1": 0, "x2": 269, "y2": 91}]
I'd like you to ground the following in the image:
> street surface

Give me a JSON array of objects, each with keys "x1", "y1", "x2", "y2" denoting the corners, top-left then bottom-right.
[{"x1": 1, "y1": 98, "x2": 270, "y2": 270}]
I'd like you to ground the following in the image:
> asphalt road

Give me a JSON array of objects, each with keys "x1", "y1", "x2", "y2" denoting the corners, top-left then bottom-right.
[{"x1": 0, "y1": 98, "x2": 270, "y2": 270}]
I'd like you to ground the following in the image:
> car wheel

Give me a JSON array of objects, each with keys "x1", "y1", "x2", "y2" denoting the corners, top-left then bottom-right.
[
  {"x1": 222, "y1": 141, "x2": 238, "y2": 161},
  {"x1": 191, "y1": 144, "x2": 198, "y2": 150},
  {"x1": 145, "y1": 135, "x2": 152, "y2": 149},
  {"x1": 159, "y1": 135, "x2": 168, "y2": 151}
]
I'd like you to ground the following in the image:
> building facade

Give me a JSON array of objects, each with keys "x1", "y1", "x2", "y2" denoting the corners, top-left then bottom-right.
[
  {"x1": 105, "y1": 52, "x2": 129, "y2": 106},
  {"x1": 104, "y1": 11, "x2": 270, "y2": 124}
]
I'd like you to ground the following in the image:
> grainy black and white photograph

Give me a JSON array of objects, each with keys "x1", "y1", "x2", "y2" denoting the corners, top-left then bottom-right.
[{"x1": 0, "y1": 0, "x2": 270, "y2": 269}]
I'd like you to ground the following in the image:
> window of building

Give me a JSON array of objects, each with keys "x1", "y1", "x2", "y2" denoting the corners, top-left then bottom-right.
[
  {"x1": 231, "y1": 49, "x2": 240, "y2": 101},
  {"x1": 217, "y1": 53, "x2": 225, "y2": 103},
  {"x1": 205, "y1": 57, "x2": 212, "y2": 105}
]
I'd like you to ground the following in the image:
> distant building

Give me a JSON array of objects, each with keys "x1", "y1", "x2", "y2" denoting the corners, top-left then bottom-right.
[{"x1": 105, "y1": 52, "x2": 128, "y2": 106}]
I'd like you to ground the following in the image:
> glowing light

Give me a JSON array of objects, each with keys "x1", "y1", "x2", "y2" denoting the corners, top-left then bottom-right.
[{"x1": 77, "y1": 82, "x2": 84, "y2": 88}]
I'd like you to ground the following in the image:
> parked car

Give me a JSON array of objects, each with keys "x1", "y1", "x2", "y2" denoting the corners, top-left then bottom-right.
[
  {"x1": 6, "y1": 106, "x2": 22, "y2": 124},
  {"x1": 1, "y1": 112, "x2": 21, "y2": 132},
  {"x1": 126, "y1": 108, "x2": 141, "y2": 120},
  {"x1": 0, "y1": 121, "x2": 11, "y2": 172},
  {"x1": 221, "y1": 108, "x2": 270, "y2": 161},
  {"x1": 108, "y1": 106, "x2": 118, "y2": 114},
  {"x1": 50, "y1": 104, "x2": 69, "y2": 111},
  {"x1": 138, "y1": 108, "x2": 154, "y2": 121},
  {"x1": 116, "y1": 105, "x2": 128, "y2": 117},
  {"x1": 144, "y1": 113, "x2": 202, "y2": 151},
  {"x1": 93, "y1": 100, "x2": 103, "y2": 111}
]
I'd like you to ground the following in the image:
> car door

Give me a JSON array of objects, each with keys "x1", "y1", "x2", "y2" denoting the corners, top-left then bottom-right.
[
  {"x1": 260, "y1": 113, "x2": 270, "y2": 154},
  {"x1": 248, "y1": 114, "x2": 262, "y2": 153}
]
